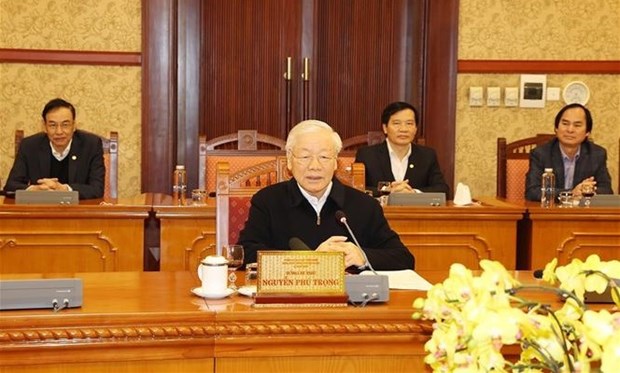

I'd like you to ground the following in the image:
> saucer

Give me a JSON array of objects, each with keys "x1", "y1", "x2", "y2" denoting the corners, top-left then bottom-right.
[
  {"x1": 191, "y1": 287, "x2": 235, "y2": 299},
  {"x1": 237, "y1": 285, "x2": 257, "y2": 297}
]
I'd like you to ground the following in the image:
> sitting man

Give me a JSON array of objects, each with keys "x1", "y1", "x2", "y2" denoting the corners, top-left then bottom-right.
[
  {"x1": 4, "y1": 98, "x2": 105, "y2": 199},
  {"x1": 237, "y1": 119, "x2": 415, "y2": 271},
  {"x1": 525, "y1": 103, "x2": 613, "y2": 201},
  {"x1": 355, "y1": 101, "x2": 449, "y2": 196}
]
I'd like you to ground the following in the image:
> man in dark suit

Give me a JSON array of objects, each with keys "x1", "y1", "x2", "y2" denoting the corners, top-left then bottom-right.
[
  {"x1": 3, "y1": 98, "x2": 105, "y2": 199},
  {"x1": 525, "y1": 103, "x2": 613, "y2": 201},
  {"x1": 355, "y1": 101, "x2": 449, "y2": 196},
  {"x1": 237, "y1": 119, "x2": 414, "y2": 271}
]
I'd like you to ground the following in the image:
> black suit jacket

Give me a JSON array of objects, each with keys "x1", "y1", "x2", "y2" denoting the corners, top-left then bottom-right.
[
  {"x1": 237, "y1": 178, "x2": 415, "y2": 270},
  {"x1": 4, "y1": 130, "x2": 105, "y2": 199},
  {"x1": 525, "y1": 138, "x2": 613, "y2": 201},
  {"x1": 355, "y1": 141, "x2": 450, "y2": 195}
]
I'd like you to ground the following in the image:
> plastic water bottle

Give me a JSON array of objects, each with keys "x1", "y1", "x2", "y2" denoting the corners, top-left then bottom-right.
[
  {"x1": 541, "y1": 168, "x2": 555, "y2": 208},
  {"x1": 172, "y1": 165, "x2": 187, "y2": 206}
]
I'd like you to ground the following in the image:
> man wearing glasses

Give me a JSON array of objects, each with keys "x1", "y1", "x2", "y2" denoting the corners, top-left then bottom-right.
[
  {"x1": 238, "y1": 119, "x2": 415, "y2": 271},
  {"x1": 355, "y1": 101, "x2": 449, "y2": 196},
  {"x1": 3, "y1": 98, "x2": 105, "y2": 199}
]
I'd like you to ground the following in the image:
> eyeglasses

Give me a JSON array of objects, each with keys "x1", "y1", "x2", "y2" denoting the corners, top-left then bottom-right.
[
  {"x1": 46, "y1": 122, "x2": 74, "y2": 131},
  {"x1": 389, "y1": 121, "x2": 416, "y2": 128},
  {"x1": 290, "y1": 153, "x2": 336, "y2": 166}
]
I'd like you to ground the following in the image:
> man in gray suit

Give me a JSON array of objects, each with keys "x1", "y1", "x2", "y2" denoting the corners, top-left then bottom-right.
[
  {"x1": 525, "y1": 103, "x2": 613, "y2": 201},
  {"x1": 3, "y1": 98, "x2": 105, "y2": 199}
]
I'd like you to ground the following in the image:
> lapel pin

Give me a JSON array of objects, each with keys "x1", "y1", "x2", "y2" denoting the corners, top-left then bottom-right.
[
  {"x1": 72, "y1": 155, "x2": 77, "y2": 160},
  {"x1": 409, "y1": 164, "x2": 414, "y2": 169}
]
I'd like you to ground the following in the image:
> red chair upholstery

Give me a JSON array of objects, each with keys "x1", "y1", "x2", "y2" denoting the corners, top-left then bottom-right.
[{"x1": 497, "y1": 134, "x2": 555, "y2": 200}]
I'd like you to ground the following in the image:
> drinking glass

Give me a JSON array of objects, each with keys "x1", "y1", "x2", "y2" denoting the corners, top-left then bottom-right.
[
  {"x1": 377, "y1": 181, "x2": 391, "y2": 206},
  {"x1": 581, "y1": 184, "x2": 595, "y2": 207},
  {"x1": 558, "y1": 191, "x2": 574, "y2": 208},
  {"x1": 223, "y1": 244, "x2": 244, "y2": 289}
]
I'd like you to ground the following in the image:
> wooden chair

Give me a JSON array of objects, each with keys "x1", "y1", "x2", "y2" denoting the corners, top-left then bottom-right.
[
  {"x1": 341, "y1": 131, "x2": 385, "y2": 151},
  {"x1": 14, "y1": 129, "x2": 119, "y2": 199},
  {"x1": 214, "y1": 161, "x2": 278, "y2": 248},
  {"x1": 341, "y1": 132, "x2": 426, "y2": 151},
  {"x1": 198, "y1": 130, "x2": 286, "y2": 192},
  {"x1": 496, "y1": 134, "x2": 555, "y2": 200}
]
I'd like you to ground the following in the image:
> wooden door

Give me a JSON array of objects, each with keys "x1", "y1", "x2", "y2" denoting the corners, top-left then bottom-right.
[
  {"x1": 201, "y1": 0, "x2": 304, "y2": 140},
  {"x1": 200, "y1": 0, "x2": 419, "y2": 141}
]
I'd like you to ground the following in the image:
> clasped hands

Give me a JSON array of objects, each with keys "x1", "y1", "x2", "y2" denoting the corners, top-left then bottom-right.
[
  {"x1": 316, "y1": 236, "x2": 366, "y2": 268},
  {"x1": 571, "y1": 176, "x2": 597, "y2": 197},
  {"x1": 27, "y1": 178, "x2": 70, "y2": 192},
  {"x1": 385, "y1": 180, "x2": 417, "y2": 193}
]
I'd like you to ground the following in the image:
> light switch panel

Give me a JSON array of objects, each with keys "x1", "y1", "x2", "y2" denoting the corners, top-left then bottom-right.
[
  {"x1": 469, "y1": 87, "x2": 483, "y2": 107},
  {"x1": 547, "y1": 87, "x2": 561, "y2": 101},
  {"x1": 487, "y1": 87, "x2": 500, "y2": 106},
  {"x1": 505, "y1": 87, "x2": 519, "y2": 107}
]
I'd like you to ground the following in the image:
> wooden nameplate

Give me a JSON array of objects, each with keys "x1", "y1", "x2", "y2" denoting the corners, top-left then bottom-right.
[{"x1": 254, "y1": 251, "x2": 347, "y2": 307}]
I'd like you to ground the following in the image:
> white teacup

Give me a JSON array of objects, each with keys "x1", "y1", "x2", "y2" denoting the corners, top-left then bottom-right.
[{"x1": 197, "y1": 255, "x2": 228, "y2": 295}]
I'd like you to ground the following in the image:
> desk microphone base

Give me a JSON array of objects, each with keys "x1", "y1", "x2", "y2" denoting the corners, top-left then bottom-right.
[
  {"x1": 0, "y1": 278, "x2": 83, "y2": 310},
  {"x1": 345, "y1": 275, "x2": 390, "y2": 303}
]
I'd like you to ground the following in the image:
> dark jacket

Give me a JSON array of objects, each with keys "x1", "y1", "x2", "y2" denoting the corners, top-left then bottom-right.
[
  {"x1": 355, "y1": 141, "x2": 450, "y2": 196},
  {"x1": 4, "y1": 130, "x2": 105, "y2": 199},
  {"x1": 525, "y1": 138, "x2": 613, "y2": 201},
  {"x1": 237, "y1": 178, "x2": 415, "y2": 270}
]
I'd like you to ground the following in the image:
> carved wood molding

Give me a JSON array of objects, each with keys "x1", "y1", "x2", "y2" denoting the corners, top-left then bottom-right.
[
  {"x1": 0, "y1": 321, "x2": 428, "y2": 345},
  {"x1": 186, "y1": 234, "x2": 216, "y2": 270},
  {"x1": 0, "y1": 232, "x2": 117, "y2": 271},
  {"x1": 0, "y1": 48, "x2": 141, "y2": 66},
  {"x1": 458, "y1": 60, "x2": 620, "y2": 74},
  {"x1": 557, "y1": 232, "x2": 620, "y2": 263}
]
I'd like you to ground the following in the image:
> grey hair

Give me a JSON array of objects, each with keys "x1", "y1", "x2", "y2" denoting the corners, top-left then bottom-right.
[{"x1": 285, "y1": 119, "x2": 343, "y2": 154}]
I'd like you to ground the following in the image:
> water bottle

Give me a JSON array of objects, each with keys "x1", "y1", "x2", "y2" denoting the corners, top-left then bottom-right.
[
  {"x1": 540, "y1": 168, "x2": 556, "y2": 208},
  {"x1": 172, "y1": 165, "x2": 187, "y2": 206}
]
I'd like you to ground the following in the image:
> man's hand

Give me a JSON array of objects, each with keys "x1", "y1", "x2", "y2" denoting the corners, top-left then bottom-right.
[
  {"x1": 30, "y1": 178, "x2": 69, "y2": 191},
  {"x1": 572, "y1": 176, "x2": 597, "y2": 197},
  {"x1": 316, "y1": 235, "x2": 366, "y2": 267},
  {"x1": 390, "y1": 180, "x2": 415, "y2": 193}
]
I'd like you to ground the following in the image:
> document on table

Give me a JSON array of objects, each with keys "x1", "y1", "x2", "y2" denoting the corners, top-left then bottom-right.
[{"x1": 360, "y1": 270, "x2": 433, "y2": 290}]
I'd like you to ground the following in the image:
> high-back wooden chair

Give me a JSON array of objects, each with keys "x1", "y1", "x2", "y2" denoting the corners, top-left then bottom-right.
[
  {"x1": 199, "y1": 130, "x2": 286, "y2": 192},
  {"x1": 341, "y1": 132, "x2": 426, "y2": 152},
  {"x1": 497, "y1": 134, "x2": 555, "y2": 200},
  {"x1": 276, "y1": 155, "x2": 366, "y2": 191},
  {"x1": 214, "y1": 161, "x2": 281, "y2": 248},
  {"x1": 15, "y1": 129, "x2": 118, "y2": 199},
  {"x1": 341, "y1": 131, "x2": 385, "y2": 151}
]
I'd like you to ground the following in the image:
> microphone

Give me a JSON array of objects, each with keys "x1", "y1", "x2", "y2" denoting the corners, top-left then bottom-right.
[
  {"x1": 289, "y1": 237, "x2": 312, "y2": 251},
  {"x1": 533, "y1": 269, "x2": 543, "y2": 279},
  {"x1": 334, "y1": 210, "x2": 377, "y2": 275},
  {"x1": 335, "y1": 210, "x2": 389, "y2": 304}
]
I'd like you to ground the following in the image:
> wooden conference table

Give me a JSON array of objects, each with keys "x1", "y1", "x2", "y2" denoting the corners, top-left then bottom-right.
[
  {"x1": 0, "y1": 270, "x2": 546, "y2": 373},
  {"x1": 0, "y1": 195, "x2": 151, "y2": 274},
  {"x1": 155, "y1": 196, "x2": 525, "y2": 272},
  {"x1": 519, "y1": 200, "x2": 620, "y2": 270}
]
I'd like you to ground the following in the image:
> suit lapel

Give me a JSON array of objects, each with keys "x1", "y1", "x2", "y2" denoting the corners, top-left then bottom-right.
[
  {"x1": 573, "y1": 142, "x2": 591, "y2": 184},
  {"x1": 377, "y1": 142, "x2": 395, "y2": 181},
  {"x1": 404, "y1": 146, "x2": 417, "y2": 181},
  {"x1": 68, "y1": 133, "x2": 80, "y2": 183},
  {"x1": 37, "y1": 137, "x2": 51, "y2": 178}
]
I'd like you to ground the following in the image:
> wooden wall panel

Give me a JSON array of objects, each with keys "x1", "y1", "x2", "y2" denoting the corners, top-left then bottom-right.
[
  {"x1": 141, "y1": 0, "x2": 177, "y2": 194},
  {"x1": 200, "y1": 0, "x2": 303, "y2": 140}
]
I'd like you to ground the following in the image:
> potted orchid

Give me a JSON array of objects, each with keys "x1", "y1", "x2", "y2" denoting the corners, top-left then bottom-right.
[{"x1": 413, "y1": 255, "x2": 620, "y2": 372}]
